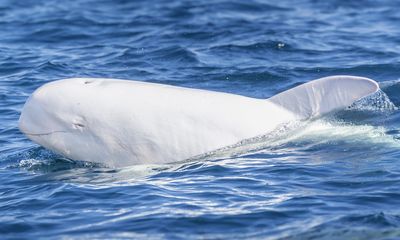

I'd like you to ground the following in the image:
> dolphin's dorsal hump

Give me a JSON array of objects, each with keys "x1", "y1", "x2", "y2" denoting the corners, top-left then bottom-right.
[{"x1": 268, "y1": 75, "x2": 379, "y2": 119}]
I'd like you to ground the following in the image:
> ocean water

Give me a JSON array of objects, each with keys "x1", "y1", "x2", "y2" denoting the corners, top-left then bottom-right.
[{"x1": 1, "y1": 0, "x2": 400, "y2": 239}]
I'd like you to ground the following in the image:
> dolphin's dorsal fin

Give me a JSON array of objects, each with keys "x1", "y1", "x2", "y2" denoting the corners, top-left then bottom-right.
[{"x1": 268, "y1": 75, "x2": 379, "y2": 119}]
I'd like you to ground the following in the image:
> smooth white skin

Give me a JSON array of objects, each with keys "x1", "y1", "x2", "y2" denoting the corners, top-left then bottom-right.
[{"x1": 19, "y1": 76, "x2": 379, "y2": 167}]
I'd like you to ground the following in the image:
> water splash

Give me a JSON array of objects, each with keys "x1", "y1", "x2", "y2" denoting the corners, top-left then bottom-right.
[
  {"x1": 3, "y1": 148, "x2": 171, "y2": 184},
  {"x1": 212, "y1": 119, "x2": 399, "y2": 160},
  {"x1": 348, "y1": 89, "x2": 398, "y2": 112}
]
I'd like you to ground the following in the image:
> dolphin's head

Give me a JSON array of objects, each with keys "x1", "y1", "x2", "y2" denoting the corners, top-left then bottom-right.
[{"x1": 18, "y1": 79, "x2": 102, "y2": 161}]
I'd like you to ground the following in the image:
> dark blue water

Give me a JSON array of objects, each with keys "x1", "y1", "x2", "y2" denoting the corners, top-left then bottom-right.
[{"x1": 2, "y1": 0, "x2": 400, "y2": 239}]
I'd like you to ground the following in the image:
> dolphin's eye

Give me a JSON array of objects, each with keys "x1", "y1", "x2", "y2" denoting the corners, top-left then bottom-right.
[
  {"x1": 73, "y1": 122, "x2": 85, "y2": 128},
  {"x1": 72, "y1": 117, "x2": 86, "y2": 130}
]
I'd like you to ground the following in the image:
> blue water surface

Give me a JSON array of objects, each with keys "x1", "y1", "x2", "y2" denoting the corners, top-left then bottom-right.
[{"x1": 1, "y1": 0, "x2": 400, "y2": 239}]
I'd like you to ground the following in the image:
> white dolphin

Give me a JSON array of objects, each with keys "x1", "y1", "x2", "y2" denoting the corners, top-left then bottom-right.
[{"x1": 19, "y1": 75, "x2": 379, "y2": 167}]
